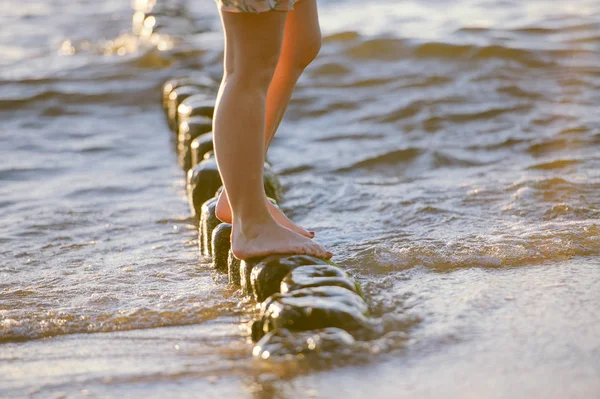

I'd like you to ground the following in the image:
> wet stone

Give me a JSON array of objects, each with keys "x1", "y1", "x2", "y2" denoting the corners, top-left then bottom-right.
[
  {"x1": 199, "y1": 198, "x2": 220, "y2": 257},
  {"x1": 253, "y1": 286, "x2": 377, "y2": 341},
  {"x1": 166, "y1": 86, "x2": 204, "y2": 132},
  {"x1": 211, "y1": 223, "x2": 232, "y2": 273},
  {"x1": 187, "y1": 157, "x2": 221, "y2": 219},
  {"x1": 177, "y1": 94, "x2": 215, "y2": 129},
  {"x1": 280, "y1": 265, "x2": 361, "y2": 297},
  {"x1": 263, "y1": 163, "x2": 282, "y2": 203},
  {"x1": 240, "y1": 259, "x2": 254, "y2": 296},
  {"x1": 252, "y1": 327, "x2": 357, "y2": 362},
  {"x1": 190, "y1": 132, "x2": 214, "y2": 168},
  {"x1": 187, "y1": 159, "x2": 282, "y2": 220},
  {"x1": 178, "y1": 118, "x2": 212, "y2": 172},
  {"x1": 249, "y1": 255, "x2": 329, "y2": 303},
  {"x1": 228, "y1": 250, "x2": 241, "y2": 286},
  {"x1": 162, "y1": 76, "x2": 215, "y2": 112}
]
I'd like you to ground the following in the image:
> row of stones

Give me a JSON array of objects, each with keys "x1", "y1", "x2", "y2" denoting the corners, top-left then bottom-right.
[
  {"x1": 132, "y1": 0, "x2": 199, "y2": 39},
  {"x1": 162, "y1": 76, "x2": 381, "y2": 358}
]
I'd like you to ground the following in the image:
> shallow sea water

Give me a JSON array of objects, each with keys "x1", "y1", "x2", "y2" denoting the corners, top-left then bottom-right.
[{"x1": 1, "y1": 0, "x2": 599, "y2": 397}]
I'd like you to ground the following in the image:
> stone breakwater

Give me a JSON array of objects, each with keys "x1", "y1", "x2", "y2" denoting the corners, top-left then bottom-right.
[{"x1": 162, "y1": 76, "x2": 389, "y2": 360}]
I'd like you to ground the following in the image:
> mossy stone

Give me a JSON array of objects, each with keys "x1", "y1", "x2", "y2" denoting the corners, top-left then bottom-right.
[
  {"x1": 190, "y1": 132, "x2": 214, "y2": 168},
  {"x1": 211, "y1": 223, "x2": 231, "y2": 273},
  {"x1": 177, "y1": 117, "x2": 212, "y2": 172},
  {"x1": 187, "y1": 157, "x2": 221, "y2": 220},
  {"x1": 240, "y1": 259, "x2": 256, "y2": 296},
  {"x1": 177, "y1": 94, "x2": 215, "y2": 129},
  {"x1": 280, "y1": 265, "x2": 361, "y2": 297},
  {"x1": 162, "y1": 76, "x2": 215, "y2": 112},
  {"x1": 228, "y1": 250, "x2": 241, "y2": 286},
  {"x1": 166, "y1": 86, "x2": 202, "y2": 132},
  {"x1": 199, "y1": 198, "x2": 221, "y2": 257},
  {"x1": 254, "y1": 286, "x2": 375, "y2": 341},
  {"x1": 187, "y1": 159, "x2": 281, "y2": 220},
  {"x1": 249, "y1": 255, "x2": 329, "y2": 303},
  {"x1": 263, "y1": 163, "x2": 282, "y2": 203}
]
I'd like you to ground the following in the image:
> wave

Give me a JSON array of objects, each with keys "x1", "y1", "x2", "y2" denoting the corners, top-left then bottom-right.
[
  {"x1": 345, "y1": 221, "x2": 599, "y2": 272},
  {"x1": 335, "y1": 148, "x2": 424, "y2": 173},
  {"x1": 513, "y1": 22, "x2": 600, "y2": 35},
  {"x1": 0, "y1": 301, "x2": 236, "y2": 343},
  {"x1": 338, "y1": 35, "x2": 594, "y2": 68},
  {"x1": 526, "y1": 159, "x2": 582, "y2": 170},
  {"x1": 527, "y1": 138, "x2": 588, "y2": 155},
  {"x1": 0, "y1": 87, "x2": 157, "y2": 110}
]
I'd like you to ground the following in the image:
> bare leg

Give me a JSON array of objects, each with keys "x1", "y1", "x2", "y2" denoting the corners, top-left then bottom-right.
[
  {"x1": 213, "y1": 9, "x2": 331, "y2": 260},
  {"x1": 264, "y1": 0, "x2": 321, "y2": 150},
  {"x1": 215, "y1": 0, "x2": 322, "y2": 238}
]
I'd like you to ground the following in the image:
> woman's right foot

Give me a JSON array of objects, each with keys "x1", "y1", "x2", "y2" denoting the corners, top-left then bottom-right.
[
  {"x1": 215, "y1": 190, "x2": 314, "y2": 239},
  {"x1": 231, "y1": 218, "x2": 332, "y2": 260}
]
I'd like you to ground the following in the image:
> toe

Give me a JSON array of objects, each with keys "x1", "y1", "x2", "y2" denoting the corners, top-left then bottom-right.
[{"x1": 307, "y1": 242, "x2": 325, "y2": 259}]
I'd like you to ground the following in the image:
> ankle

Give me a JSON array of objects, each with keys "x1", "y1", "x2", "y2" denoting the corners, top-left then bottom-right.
[{"x1": 233, "y1": 213, "x2": 276, "y2": 237}]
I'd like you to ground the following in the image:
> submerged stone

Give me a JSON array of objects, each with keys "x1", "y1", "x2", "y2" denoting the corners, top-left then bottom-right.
[
  {"x1": 177, "y1": 94, "x2": 215, "y2": 129},
  {"x1": 240, "y1": 259, "x2": 256, "y2": 296},
  {"x1": 280, "y1": 265, "x2": 361, "y2": 297},
  {"x1": 196, "y1": 197, "x2": 216, "y2": 255},
  {"x1": 190, "y1": 132, "x2": 214, "y2": 168},
  {"x1": 199, "y1": 198, "x2": 221, "y2": 257},
  {"x1": 211, "y1": 223, "x2": 231, "y2": 273},
  {"x1": 228, "y1": 250, "x2": 241, "y2": 286},
  {"x1": 252, "y1": 327, "x2": 357, "y2": 361},
  {"x1": 187, "y1": 158, "x2": 281, "y2": 219},
  {"x1": 178, "y1": 118, "x2": 212, "y2": 172},
  {"x1": 166, "y1": 86, "x2": 203, "y2": 132},
  {"x1": 253, "y1": 286, "x2": 376, "y2": 341},
  {"x1": 187, "y1": 157, "x2": 221, "y2": 219},
  {"x1": 249, "y1": 255, "x2": 329, "y2": 303}
]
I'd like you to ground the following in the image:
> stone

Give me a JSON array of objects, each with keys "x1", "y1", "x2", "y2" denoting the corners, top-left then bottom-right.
[
  {"x1": 187, "y1": 158, "x2": 282, "y2": 219},
  {"x1": 249, "y1": 255, "x2": 329, "y2": 303},
  {"x1": 211, "y1": 223, "x2": 232, "y2": 273},
  {"x1": 166, "y1": 85, "x2": 204, "y2": 132},
  {"x1": 199, "y1": 198, "x2": 221, "y2": 257},
  {"x1": 187, "y1": 157, "x2": 221, "y2": 220},
  {"x1": 162, "y1": 76, "x2": 215, "y2": 111},
  {"x1": 253, "y1": 286, "x2": 378, "y2": 341},
  {"x1": 177, "y1": 94, "x2": 215, "y2": 129},
  {"x1": 177, "y1": 118, "x2": 212, "y2": 172},
  {"x1": 190, "y1": 132, "x2": 214, "y2": 168},
  {"x1": 252, "y1": 327, "x2": 357, "y2": 361},
  {"x1": 280, "y1": 265, "x2": 361, "y2": 297},
  {"x1": 263, "y1": 163, "x2": 282, "y2": 203},
  {"x1": 228, "y1": 250, "x2": 241, "y2": 286},
  {"x1": 240, "y1": 259, "x2": 255, "y2": 297}
]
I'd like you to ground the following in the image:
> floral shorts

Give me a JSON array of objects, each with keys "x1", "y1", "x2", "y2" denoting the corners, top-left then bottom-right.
[{"x1": 216, "y1": 0, "x2": 301, "y2": 13}]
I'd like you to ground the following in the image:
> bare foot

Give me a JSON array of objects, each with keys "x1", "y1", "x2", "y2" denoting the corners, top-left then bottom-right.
[
  {"x1": 231, "y1": 218, "x2": 332, "y2": 260},
  {"x1": 215, "y1": 191, "x2": 314, "y2": 239}
]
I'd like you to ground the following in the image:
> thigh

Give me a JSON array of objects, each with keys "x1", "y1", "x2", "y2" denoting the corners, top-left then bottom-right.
[
  {"x1": 219, "y1": 9, "x2": 288, "y2": 74},
  {"x1": 281, "y1": 0, "x2": 321, "y2": 63}
]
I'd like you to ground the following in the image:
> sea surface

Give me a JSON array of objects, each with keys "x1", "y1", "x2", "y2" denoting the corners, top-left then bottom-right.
[{"x1": 1, "y1": 0, "x2": 599, "y2": 397}]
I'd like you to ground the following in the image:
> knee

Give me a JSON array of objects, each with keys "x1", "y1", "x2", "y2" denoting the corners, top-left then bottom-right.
[
  {"x1": 227, "y1": 52, "x2": 280, "y2": 91},
  {"x1": 294, "y1": 34, "x2": 322, "y2": 71}
]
